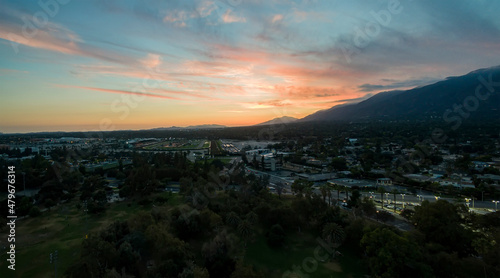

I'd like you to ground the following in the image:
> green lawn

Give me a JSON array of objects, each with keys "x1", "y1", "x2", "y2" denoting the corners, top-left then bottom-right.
[
  {"x1": 245, "y1": 232, "x2": 366, "y2": 278},
  {"x1": 0, "y1": 198, "x2": 154, "y2": 278},
  {"x1": 0, "y1": 193, "x2": 364, "y2": 277}
]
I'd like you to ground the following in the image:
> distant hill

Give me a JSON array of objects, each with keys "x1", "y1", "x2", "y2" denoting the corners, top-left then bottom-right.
[
  {"x1": 256, "y1": 116, "x2": 298, "y2": 126},
  {"x1": 301, "y1": 66, "x2": 500, "y2": 122},
  {"x1": 150, "y1": 124, "x2": 226, "y2": 131}
]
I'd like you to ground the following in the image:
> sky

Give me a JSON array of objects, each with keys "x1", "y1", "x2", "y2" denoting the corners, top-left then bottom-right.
[{"x1": 1, "y1": 0, "x2": 500, "y2": 133}]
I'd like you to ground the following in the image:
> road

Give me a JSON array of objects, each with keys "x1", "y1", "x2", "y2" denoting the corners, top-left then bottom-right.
[{"x1": 244, "y1": 166, "x2": 499, "y2": 213}]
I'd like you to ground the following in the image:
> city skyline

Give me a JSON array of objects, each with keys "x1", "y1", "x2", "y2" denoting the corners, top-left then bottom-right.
[{"x1": 2, "y1": 0, "x2": 500, "y2": 133}]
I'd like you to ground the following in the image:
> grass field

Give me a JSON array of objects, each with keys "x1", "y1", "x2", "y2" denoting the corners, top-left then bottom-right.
[
  {"x1": 0, "y1": 192, "x2": 365, "y2": 277},
  {"x1": 0, "y1": 194, "x2": 180, "y2": 278},
  {"x1": 245, "y1": 232, "x2": 367, "y2": 278}
]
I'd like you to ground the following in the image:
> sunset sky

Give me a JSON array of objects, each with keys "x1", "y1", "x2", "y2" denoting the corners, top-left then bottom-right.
[{"x1": 1, "y1": 0, "x2": 500, "y2": 133}]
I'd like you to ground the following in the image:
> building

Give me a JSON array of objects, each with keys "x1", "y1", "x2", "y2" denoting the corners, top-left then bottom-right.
[
  {"x1": 328, "y1": 178, "x2": 376, "y2": 189},
  {"x1": 472, "y1": 161, "x2": 491, "y2": 171},
  {"x1": 297, "y1": 173, "x2": 336, "y2": 182},
  {"x1": 245, "y1": 149, "x2": 282, "y2": 171},
  {"x1": 376, "y1": 178, "x2": 393, "y2": 186}
]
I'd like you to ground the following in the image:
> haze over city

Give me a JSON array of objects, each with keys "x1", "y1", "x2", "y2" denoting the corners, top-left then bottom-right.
[{"x1": 2, "y1": 0, "x2": 500, "y2": 133}]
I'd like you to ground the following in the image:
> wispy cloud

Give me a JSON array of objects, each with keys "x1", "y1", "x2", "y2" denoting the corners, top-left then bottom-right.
[
  {"x1": 0, "y1": 68, "x2": 28, "y2": 75},
  {"x1": 54, "y1": 85, "x2": 181, "y2": 100},
  {"x1": 2, "y1": 0, "x2": 500, "y2": 132}
]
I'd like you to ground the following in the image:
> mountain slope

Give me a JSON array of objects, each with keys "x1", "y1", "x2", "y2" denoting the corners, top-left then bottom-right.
[
  {"x1": 301, "y1": 66, "x2": 500, "y2": 122},
  {"x1": 256, "y1": 116, "x2": 298, "y2": 126}
]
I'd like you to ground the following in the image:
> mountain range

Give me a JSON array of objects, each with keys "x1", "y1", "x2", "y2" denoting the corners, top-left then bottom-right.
[
  {"x1": 150, "y1": 124, "x2": 227, "y2": 130},
  {"x1": 300, "y1": 66, "x2": 500, "y2": 122},
  {"x1": 256, "y1": 116, "x2": 298, "y2": 126}
]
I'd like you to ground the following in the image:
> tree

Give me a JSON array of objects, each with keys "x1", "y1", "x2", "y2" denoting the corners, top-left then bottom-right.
[
  {"x1": 44, "y1": 198, "x2": 55, "y2": 211},
  {"x1": 413, "y1": 200, "x2": 473, "y2": 255},
  {"x1": 326, "y1": 187, "x2": 332, "y2": 206},
  {"x1": 330, "y1": 157, "x2": 347, "y2": 171},
  {"x1": 377, "y1": 187, "x2": 386, "y2": 209},
  {"x1": 245, "y1": 211, "x2": 258, "y2": 225},
  {"x1": 226, "y1": 212, "x2": 241, "y2": 228},
  {"x1": 331, "y1": 183, "x2": 342, "y2": 206},
  {"x1": 359, "y1": 198, "x2": 377, "y2": 217},
  {"x1": 202, "y1": 231, "x2": 237, "y2": 277},
  {"x1": 361, "y1": 227, "x2": 430, "y2": 278},
  {"x1": 347, "y1": 189, "x2": 361, "y2": 208},
  {"x1": 275, "y1": 182, "x2": 285, "y2": 199},
  {"x1": 267, "y1": 224, "x2": 285, "y2": 248},
  {"x1": 237, "y1": 220, "x2": 254, "y2": 244},
  {"x1": 377, "y1": 210, "x2": 395, "y2": 223},
  {"x1": 321, "y1": 223, "x2": 345, "y2": 259},
  {"x1": 230, "y1": 262, "x2": 263, "y2": 278},
  {"x1": 291, "y1": 179, "x2": 312, "y2": 197},
  {"x1": 320, "y1": 185, "x2": 328, "y2": 203},
  {"x1": 391, "y1": 189, "x2": 399, "y2": 212}
]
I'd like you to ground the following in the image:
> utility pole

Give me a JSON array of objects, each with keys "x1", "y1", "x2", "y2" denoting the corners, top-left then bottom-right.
[{"x1": 50, "y1": 250, "x2": 58, "y2": 278}]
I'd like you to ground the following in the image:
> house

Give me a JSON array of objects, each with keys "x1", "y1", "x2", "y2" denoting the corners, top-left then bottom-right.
[
  {"x1": 472, "y1": 161, "x2": 491, "y2": 171},
  {"x1": 476, "y1": 174, "x2": 500, "y2": 185},
  {"x1": 439, "y1": 179, "x2": 475, "y2": 189}
]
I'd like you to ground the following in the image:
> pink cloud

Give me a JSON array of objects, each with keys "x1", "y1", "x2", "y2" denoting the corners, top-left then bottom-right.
[
  {"x1": 222, "y1": 9, "x2": 246, "y2": 23},
  {"x1": 0, "y1": 23, "x2": 81, "y2": 55},
  {"x1": 271, "y1": 14, "x2": 284, "y2": 23}
]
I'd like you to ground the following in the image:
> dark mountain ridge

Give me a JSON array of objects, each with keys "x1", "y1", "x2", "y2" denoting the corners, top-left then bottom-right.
[{"x1": 301, "y1": 66, "x2": 500, "y2": 122}]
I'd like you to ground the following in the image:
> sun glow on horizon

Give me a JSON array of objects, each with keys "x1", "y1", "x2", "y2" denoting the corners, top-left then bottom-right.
[{"x1": 2, "y1": 0, "x2": 500, "y2": 133}]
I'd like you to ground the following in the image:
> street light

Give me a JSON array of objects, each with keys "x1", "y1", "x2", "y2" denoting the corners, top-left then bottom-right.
[
  {"x1": 465, "y1": 198, "x2": 471, "y2": 211},
  {"x1": 417, "y1": 195, "x2": 423, "y2": 204},
  {"x1": 493, "y1": 200, "x2": 499, "y2": 211}
]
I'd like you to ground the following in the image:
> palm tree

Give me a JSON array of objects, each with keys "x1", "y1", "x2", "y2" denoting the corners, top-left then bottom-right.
[
  {"x1": 226, "y1": 212, "x2": 241, "y2": 228},
  {"x1": 391, "y1": 189, "x2": 399, "y2": 212},
  {"x1": 344, "y1": 186, "x2": 350, "y2": 203},
  {"x1": 327, "y1": 187, "x2": 332, "y2": 206},
  {"x1": 245, "y1": 211, "x2": 258, "y2": 225},
  {"x1": 377, "y1": 187, "x2": 386, "y2": 209},
  {"x1": 322, "y1": 223, "x2": 345, "y2": 260},
  {"x1": 320, "y1": 185, "x2": 328, "y2": 203},
  {"x1": 332, "y1": 184, "x2": 341, "y2": 206},
  {"x1": 237, "y1": 219, "x2": 253, "y2": 247},
  {"x1": 275, "y1": 182, "x2": 284, "y2": 199}
]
